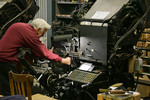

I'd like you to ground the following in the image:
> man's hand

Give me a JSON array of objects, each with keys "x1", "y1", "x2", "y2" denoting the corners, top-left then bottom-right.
[
  {"x1": 49, "y1": 46, "x2": 54, "y2": 52},
  {"x1": 61, "y1": 57, "x2": 71, "y2": 65}
]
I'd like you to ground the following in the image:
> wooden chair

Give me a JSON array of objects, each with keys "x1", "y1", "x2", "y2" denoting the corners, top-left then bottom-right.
[{"x1": 9, "y1": 71, "x2": 57, "y2": 100}]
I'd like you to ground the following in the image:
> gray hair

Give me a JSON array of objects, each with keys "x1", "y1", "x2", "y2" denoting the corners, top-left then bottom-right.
[{"x1": 29, "y1": 18, "x2": 51, "y2": 30}]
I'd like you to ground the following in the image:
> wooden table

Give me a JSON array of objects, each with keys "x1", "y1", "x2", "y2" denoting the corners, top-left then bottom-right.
[
  {"x1": 31, "y1": 94, "x2": 57, "y2": 100},
  {"x1": 97, "y1": 92, "x2": 140, "y2": 100}
]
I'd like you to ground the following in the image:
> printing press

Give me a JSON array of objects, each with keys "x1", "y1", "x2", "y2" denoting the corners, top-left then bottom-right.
[{"x1": 0, "y1": 0, "x2": 150, "y2": 100}]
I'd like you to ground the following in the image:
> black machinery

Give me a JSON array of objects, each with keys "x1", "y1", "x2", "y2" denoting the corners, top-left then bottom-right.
[
  {"x1": 49, "y1": 0, "x2": 150, "y2": 99},
  {"x1": 0, "y1": 0, "x2": 39, "y2": 39},
  {"x1": 1, "y1": 0, "x2": 150, "y2": 100}
]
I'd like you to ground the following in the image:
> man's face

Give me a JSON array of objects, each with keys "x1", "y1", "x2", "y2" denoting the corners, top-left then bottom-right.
[{"x1": 37, "y1": 28, "x2": 47, "y2": 37}]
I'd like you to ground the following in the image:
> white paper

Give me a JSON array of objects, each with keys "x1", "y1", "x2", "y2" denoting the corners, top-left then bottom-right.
[
  {"x1": 92, "y1": 11, "x2": 110, "y2": 19},
  {"x1": 79, "y1": 63, "x2": 94, "y2": 71}
]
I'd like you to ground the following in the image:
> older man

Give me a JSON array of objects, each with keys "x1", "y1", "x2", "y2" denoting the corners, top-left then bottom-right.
[{"x1": 0, "y1": 18, "x2": 71, "y2": 96}]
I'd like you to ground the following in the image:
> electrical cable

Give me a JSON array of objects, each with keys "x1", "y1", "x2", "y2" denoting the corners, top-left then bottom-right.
[
  {"x1": 114, "y1": 3, "x2": 150, "y2": 51},
  {"x1": 108, "y1": 3, "x2": 150, "y2": 65}
]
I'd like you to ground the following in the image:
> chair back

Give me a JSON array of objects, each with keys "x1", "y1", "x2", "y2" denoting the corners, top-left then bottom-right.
[{"x1": 9, "y1": 71, "x2": 33, "y2": 100}]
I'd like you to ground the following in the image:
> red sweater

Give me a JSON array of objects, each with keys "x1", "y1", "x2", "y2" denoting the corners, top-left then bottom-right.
[{"x1": 0, "y1": 22, "x2": 62, "y2": 64}]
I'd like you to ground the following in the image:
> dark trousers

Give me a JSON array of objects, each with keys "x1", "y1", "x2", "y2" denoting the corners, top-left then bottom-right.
[
  {"x1": 0, "y1": 95, "x2": 26, "y2": 100},
  {"x1": 0, "y1": 61, "x2": 16, "y2": 96}
]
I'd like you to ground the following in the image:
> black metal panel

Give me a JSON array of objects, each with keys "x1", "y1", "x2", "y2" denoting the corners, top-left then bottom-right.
[{"x1": 79, "y1": 23, "x2": 108, "y2": 65}]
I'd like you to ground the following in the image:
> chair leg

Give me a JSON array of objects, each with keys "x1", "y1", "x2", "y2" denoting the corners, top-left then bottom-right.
[
  {"x1": 97, "y1": 94, "x2": 104, "y2": 100},
  {"x1": 97, "y1": 94, "x2": 112, "y2": 100}
]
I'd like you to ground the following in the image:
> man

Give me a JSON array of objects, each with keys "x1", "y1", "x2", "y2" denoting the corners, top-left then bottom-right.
[{"x1": 0, "y1": 18, "x2": 71, "y2": 96}]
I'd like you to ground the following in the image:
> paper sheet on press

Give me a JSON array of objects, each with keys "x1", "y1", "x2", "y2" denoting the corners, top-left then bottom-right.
[
  {"x1": 92, "y1": 11, "x2": 110, "y2": 19},
  {"x1": 79, "y1": 63, "x2": 94, "y2": 71}
]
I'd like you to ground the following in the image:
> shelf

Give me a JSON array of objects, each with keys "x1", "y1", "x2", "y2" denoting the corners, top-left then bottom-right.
[
  {"x1": 142, "y1": 72, "x2": 150, "y2": 76},
  {"x1": 141, "y1": 56, "x2": 150, "y2": 59},
  {"x1": 142, "y1": 65, "x2": 150, "y2": 75},
  {"x1": 56, "y1": 2, "x2": 81, "y2": 16},
  {"x1": 134, "y1": 77, "x2": 150, "y2": 86},
  {"x1": 57, "y1": 1, "x2": 83, "y2": 4},
  {"x1": 136, "y1": 47, "x2": 150, "y2": 51},
  {"x1": 142, "y1": 31, "x2": 150, "y2": 34},
  {"x1": 138, "y1": 39, "x2": 150, "y2": 42},
  {"x1": 55, "y1": 0, "x2": 82, "y2": 25},
  {"x1": 143, "y1": 65, "x2": 150, "y2": 68}
]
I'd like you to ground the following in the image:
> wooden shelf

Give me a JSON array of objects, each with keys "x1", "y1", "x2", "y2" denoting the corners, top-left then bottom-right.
[
  {"x1": 135, "y1": 47, "x2": 150, "y2": 51},
  {"x1": 135, "y1": 77, "x2": 150, "y2": 86},
  {"x1": 143, "y1": 65, "x2": 150, "y2": 68},
  {"x1": 141, "y1": 56, "x2": 150, "y2": 59},
  {"x1": 142, "y1": 72, "x2": 150, "y2": 76},
  {"x1": 138, "y1": 39, "x2": 150, "y2": 42},
  {"x1": 142, "y1": 31, "x2": 150, "y2": 34}
]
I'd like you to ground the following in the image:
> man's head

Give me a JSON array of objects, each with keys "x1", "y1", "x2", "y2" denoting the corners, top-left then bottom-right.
[{"x1": 29, "y1": 18, "x2": 51, "y2": 37}]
